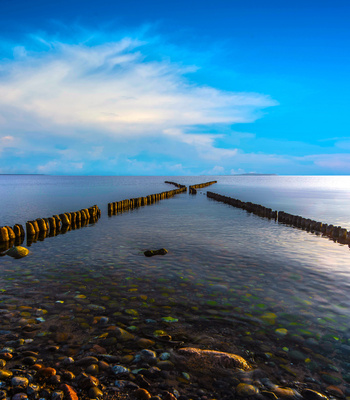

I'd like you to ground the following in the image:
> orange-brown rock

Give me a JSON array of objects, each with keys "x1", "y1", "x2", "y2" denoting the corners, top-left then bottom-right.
[{"x1": 175, "y1": 347, "x2": 251, "y2": 373}]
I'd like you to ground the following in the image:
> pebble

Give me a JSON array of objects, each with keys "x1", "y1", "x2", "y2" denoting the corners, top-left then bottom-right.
[
  {"x1": 137, "y1": 339, "x2": 155, "y2": 348},
  {"x1": 52, "y1": 391, "x2": 64, "y2": 400},
  {"x1": 236, "y1": 383, "x2": 259, "y2": 397},
  {"x1": 11, "y1": 377, "x2": 29, "y2": 390},
  {"x1": 132, "y1": 388, "x2": 152, "y2": 400},
  {"x1": 88, "y1": 387, "x2": 103, "y2": 398},
  {"x1": 111, "y1": 365, "x2": 131, "y2": 375},
  {"x1": 11, "y1": 393, "x2": 28, "y2": 400},
  {"x1": 139, "y1": 349, "x2": 157, "y2": 363},
  {"x1": 85, "y1": 364, "x2": 99, "y2": 375},
  {"x1": 114, "y1": 380, "x2": 140, "y2": 390},
  {"x1": 0, "y1": 369, "x2": 13, "y2": 379},
  {"x1": 75, "y1": 356, "x2": 99, "y2": 366}
]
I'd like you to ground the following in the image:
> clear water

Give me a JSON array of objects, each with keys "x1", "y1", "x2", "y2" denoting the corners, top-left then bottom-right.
[{"x1": 1, "y1": 174, "x2": 350, "y2": 386}]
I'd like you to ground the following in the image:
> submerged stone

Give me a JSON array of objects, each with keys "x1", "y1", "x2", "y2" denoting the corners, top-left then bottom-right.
[
  {"x1": 6, "y1": 246, "x2": 29, "y2": 259},
  {"x1": 174, "y1": 347, "x2": 251, "y2": 373},
  {"x1": 144, "y1": 248, "x2": 168, "y2": 257},
  {"x1": 236, "y1": 383, "x2": 259, "y2": 397}
]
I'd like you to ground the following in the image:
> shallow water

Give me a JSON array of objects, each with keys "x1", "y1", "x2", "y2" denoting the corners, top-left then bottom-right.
[{"x1": 1, "y1": 175, "x2": 350, "y2": 392}]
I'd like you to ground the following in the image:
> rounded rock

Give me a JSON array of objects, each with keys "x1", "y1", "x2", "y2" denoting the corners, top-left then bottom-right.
[
  {"x1": 111, "y1": 365, "x2": 130, "y2": 375},
  {"x1": 88, "y1": 387, "x2": 103, "y2": 399},
  {"x1": 85, "y1": 364, "x2": 99, "y2": 375},
  {"x1": 236, "y1": 383, "x2": 259, "y2": 397},
  {"x1": 140, "y1": 349, "x2": 157, "y2": 363},
  {"x1": 132, "y1": 388, "x2": 152, "y2": 400},
  {"x1": 52, "y1": 391, "x2": 64, "y2": 400},
  {"x1": 22, "y1": 356, "x2": 37, "y2": 366},
  {"x1": 6, "y1": 246, "x2": 29, "y2": 259},
  {"x1": 11, "y1": 377, "x2": 29, "y2": 390},
  {"x1": 75, "y1": 357, "x2": 99, "y2": 366},
  {"x1": 301, "y1": 389, "x2": 329, "y2": 400},
  {"x1": 12, "y1": 393, "x2": 28, "y2": 400}
]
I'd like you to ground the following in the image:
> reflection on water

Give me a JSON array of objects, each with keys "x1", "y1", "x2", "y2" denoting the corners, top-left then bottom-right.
[{"x1": 1, "y1": 175, "x2": 350, "y2": 391}]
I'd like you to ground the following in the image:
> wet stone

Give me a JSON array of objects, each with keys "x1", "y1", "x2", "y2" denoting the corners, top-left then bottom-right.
[
  {"x1": 132, "y1": 388, "x2": 152, "y2": 400},
  {"x1": 156, "y1": 361, "x2": 174, "y2": 370},
  {"x1": 272, "y1": 387, "x2": 297, "y2": 398},
  {"x1": 288, "y1": 350, "x2": 306, "y2": 362},
  {"x1": 261, "y1": 391, "x2": 278, "y2": 400},
  {"x1": 0, "y1": 391, "x2": 6, "y2": 400},
  {"x1": 22, "y1": 357, "x2": 37, "y2": 366},
  {"x1": 88, "y1": 387, "x2": 103, "y2": 399},
  {"x1": 12, "y1": 393, "x2": 28, "y2": 400},
  {"x1": 302, "y1": 389, "x2": 329, "y2": 400},
  {"x1": 114, "y1": 380, "x2": 139, "y2": 390},
  {"x1": 11, "y1": 377, "x2": 29, "y2": 390},
  {"x1": 85, "y1": 364, "x2": 99, "y2": 375},
  {"x1": 326, "y1": 386, "x2": 344, "y2": 398},
  {"x1": 0, "y1": 360, "x2": 6, "y2": 369},
  {"x1": 75, "y1": 356, "x2": 99, "y2": 366},
  {"x1": 52, "y1": 391, "x2": 64, "y2": 400},
  {"x1": 62, "y1": 357, "x2": 74, "y2": 366},
  {"x1": 26, "y1": 384, "x2": 40, "y2": 396},
  {"x1": 321, "y1": 373, "x2": 342, "y2": 385},
  {"x1": 236, "y1": 383, "x2": 259, "y2": 397},
  {"x1": 61, "y1": 371, "x2": 75, "y2": 381},
  {"x1": 111, "y1": 365, "x2": 130, "y2": 375},
  {"x1": 0, "y1": 353, "x2": 13, "y2": 361},
  {"x1": 139, "y1": 350, "x2": 157, "y2": 363}
]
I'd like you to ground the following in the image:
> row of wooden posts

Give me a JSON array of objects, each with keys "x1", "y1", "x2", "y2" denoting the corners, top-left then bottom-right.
[
  {"x1": 207, "y1": 191, "x2": 350, "y2": 243},
  {"x1": 164, "y1": 181, "x2": 187, "y2": 189},
  {"x1": 207, "y1": 191, "x2": 277, "y2": 219},
  {"x1": 0, "y1": 205, "x2": 101, "y2": 251},
  {"x1": 189, "y1": 180, "x2": 218, "y2": 194},
  {"x1": 108, "y1": 186, "x2": 187, "y2": 215}
]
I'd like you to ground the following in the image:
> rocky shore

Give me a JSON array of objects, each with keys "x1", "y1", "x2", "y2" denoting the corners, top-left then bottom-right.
[{"x1": 0, "y1": 300, "x2": 347, "y2": 400}]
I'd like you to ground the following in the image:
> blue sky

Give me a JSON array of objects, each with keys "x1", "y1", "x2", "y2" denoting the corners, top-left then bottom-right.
[{"x1": 0, "y1": 0, "x2": 349, "y2": 175}]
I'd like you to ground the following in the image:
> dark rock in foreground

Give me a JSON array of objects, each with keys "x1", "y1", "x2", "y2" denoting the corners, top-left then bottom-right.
[{"x1": 144, "y1": 248, "x2": 168, "y2": 257}]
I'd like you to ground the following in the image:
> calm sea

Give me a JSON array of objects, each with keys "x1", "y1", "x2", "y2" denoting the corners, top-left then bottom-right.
[{"x1": 1, "y1": 174, "x2": 350, "y2": 382}]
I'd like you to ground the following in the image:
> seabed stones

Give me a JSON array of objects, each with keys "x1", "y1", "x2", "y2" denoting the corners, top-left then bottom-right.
[
  {"x1": 6, "y1": 246, "x2": 29, "y2": 259},
  {"x1": 144, "y1": 249, "x2": 168, "y2": 257}
]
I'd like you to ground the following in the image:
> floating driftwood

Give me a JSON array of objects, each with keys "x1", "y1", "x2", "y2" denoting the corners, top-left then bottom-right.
[
  {"x1": 189, "y1": 181, "x2": 217, "y2": 195},
  {"x1": 108, "y1": 187, "x2": 187, "y2": 216},
  {"x1": 207, "y1": 191, "x2": 350, "y2": 245}
]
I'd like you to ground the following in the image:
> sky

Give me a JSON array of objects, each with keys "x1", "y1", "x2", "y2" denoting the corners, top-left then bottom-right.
[{"x1": 0, "y1": 0, "x2": 349, "y2": 175}]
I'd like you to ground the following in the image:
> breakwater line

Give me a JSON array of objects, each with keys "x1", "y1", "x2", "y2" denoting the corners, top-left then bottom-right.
[
  {"x1": 207, "y1": 191, "x2": 350, "y2": 245},
  {"x1": 189, "y1": 180, "x2": 217, "y2": 194},
  {"x1": 164, "y1": 181, "x2": 187, "y2": 189},
  {"x1": 0, "y1": 205, "x2": 101, "y2": 252},
  {"x1": 107, "y1": 186, "x2": 187, "y2": 215}
]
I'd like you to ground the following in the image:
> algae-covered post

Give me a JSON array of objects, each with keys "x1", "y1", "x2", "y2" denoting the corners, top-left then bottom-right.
[
  {"x1": 207, "y1": 190, "x2": 349, "y2": 246},
  {"x1": 108, "y1": 186, "x2": 187, "y2": 216}
]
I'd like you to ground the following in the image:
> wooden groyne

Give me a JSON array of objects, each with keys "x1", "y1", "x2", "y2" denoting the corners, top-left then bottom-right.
[
  {"x1": 0, "y1": 205, "x2": 101, "y2": 251},
  {"x1": 189, "y1": 181, "x2": 217, "y2": 195},
  {"x1": 207, "y1": 191, "x2": 350, "y2": 244},
  {"x1": 108, "y1": 187, "x2": 187, "y2": 216},
  {"x1": 0, "y1": 225, "x2": 25, "y2": 251},
  {"x1": 207, "y1": 191, "x2": 277, "y2": 219},
  {"x1": 164, "y1": 181, "x2": 187, "y2": 189}
]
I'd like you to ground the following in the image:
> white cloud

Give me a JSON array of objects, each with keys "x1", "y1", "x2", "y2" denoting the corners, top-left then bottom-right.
[
  {"x1": 0, "y1": 135, "x2": 16, "y2": 154},
  {"x1": 0, "y1": 36, "x2": 276, "y2": 140},
  {"x1": 0, "y1": 32, "x2": 280, "y2": 174}
]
